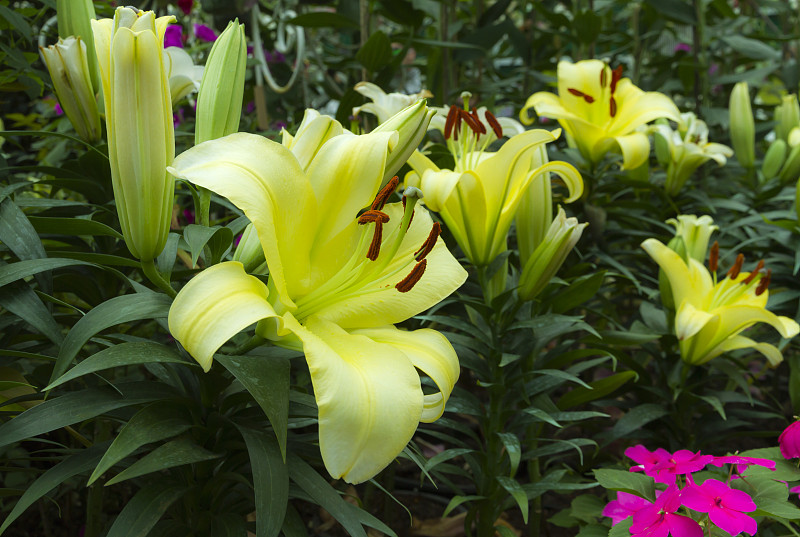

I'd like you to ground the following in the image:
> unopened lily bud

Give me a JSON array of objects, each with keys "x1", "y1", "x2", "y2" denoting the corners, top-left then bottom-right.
[
  {"x1": 57, "y1": 0, "x2": 99, "y2": 90},
  {"x1": 232, "y1": 223, "x2": 266, "y2": 273},
  {"x1": 372, "y1": 99, "x2": 434, "y2": 187},
  {"x1": 40, "y1": 37, "x2": 101, "y2": 143},
  {"x1": 666, "y1": 214, "x2": 717, "y2": 264},
  {"x1": 762, "y1": 139, "x2": 788, "y2": 180},
  {"x1": 652, "y1": 119, "x2": 672, "y2": 167},
  {"x1": 195, "y1": 20, "x2": 246, "y2": 144},
  {"x1": 518, "y1": 207, "x2": 587, "y2": 301},
  {"x1": 282, "y1": 109, "x2": 344, "y2": 171},
  {"x1": 776, "y1": 94, "x2": 800, "y2": 143},
  {"x1": 729, "y1": 82, "x2": 755, "y2": 169},
  {"x1": 92, "y1": 7, "x2": 176, "y2": 261},
  {"x1": 515, "y1": 143, "x2": 551, "y2": 268},
  {"x1": 780, "y1": 130, "x2": 800, "y2": 183}
]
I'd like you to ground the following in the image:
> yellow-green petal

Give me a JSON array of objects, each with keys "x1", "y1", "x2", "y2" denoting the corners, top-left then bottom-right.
[
  {"x1": 605, "y1": 131, "x2": 652, "y2": 170},
  {"x1": 714, "y1": 335, "x2": 785, "y2": 367},
  {"x1": 286, "y1": 315, "x2": 423, "y2": 484},
  {"x1": 351, "y1": 326, "x2": 459, "y2": 422},
  {"x1": 168, "y1": 262, "x2": 277, "y2": 372}
]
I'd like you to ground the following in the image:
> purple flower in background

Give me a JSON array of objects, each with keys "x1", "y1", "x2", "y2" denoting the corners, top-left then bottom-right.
[
  {"x1": 709, "y1": 63, "x2": 720, "y2": 76},
  {"x1": 245, "y1": 101, "x2": 255, "y2": 114},
  {"x1": 177, "y1": 0, "x2": 193, "y2": 15},
  {"x1": 194, "y1": 23, "x2": 218, "y2": 43},
  {"x1": 780, "y1": 421, "x2": 800, "y2": 459},
  {"x1": 173, "y1": 109, "x2": 185, "y2": 128},
  {"x1": 54, "y1": 102, "x2": 63, "y2": 116},
  {"x1": 164, "y1": 25, "x2": 183, "y2": 48},
  {"x1": 183, "y1": 209, "x2": 195, "y2": 225},
  {"x1": 674, "y1": 43, "x2": 692, "y2": 53},
  {"x1": 681, "y1": 479, "x2": 757, "y2": 536}
]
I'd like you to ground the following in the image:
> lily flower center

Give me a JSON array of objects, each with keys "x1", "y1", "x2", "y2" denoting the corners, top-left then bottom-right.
[
  {"x1": 443, "y1": 98, "x2": 504, "y2": 173},
  {"x1": 291, "y1": 179, "x2": 441, "y2": 319},
  {"x1": 706, "y1": 241, "x2": 771, "y2": 308},
  {"x1": 566, "y1": 63, "x2": 624, "y2": 121}
]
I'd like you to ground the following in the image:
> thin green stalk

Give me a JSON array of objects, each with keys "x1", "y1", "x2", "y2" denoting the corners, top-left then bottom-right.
[{"x1": 141, "y1": 258, "x2": 177, "y2": 298}]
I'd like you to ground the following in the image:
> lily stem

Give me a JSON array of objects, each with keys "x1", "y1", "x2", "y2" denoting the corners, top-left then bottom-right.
[{"x1": 141, "y1": 258, "x2": 177, "y2": 298}]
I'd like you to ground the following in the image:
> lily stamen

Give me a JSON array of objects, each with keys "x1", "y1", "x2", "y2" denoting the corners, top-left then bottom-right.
[
  {"x1": 610, "y1": 65, "x2": 623, "y2": 94},
  {"x1": 727, "y1": 254, "x2": 745, "y2": 279},
  {"x1": 741, "y1": 260, "x2": 764, "y2": 285},
  {"x1": 367, "y1": 222, "x2": 383, "y2": 261},
  {"x1": 460, "y1": 108, "x2": 482, "y2": 133},
  {"x1": 396, "y1": 259, "x2": 427, "y2": 292},
  {"x1": 470, "y1": 109, "x2": 487, "y2": 135},
  {"x1": 709, "y1": 241, "x2": 719, "y2": 272},
  {"x1": 756, "y1": 269, "x2": 771, "y2": 296},
  {"x1": 600, "y1": 66, "x2": 607, "y2": 88},
  {"x1": 357, "y1": 210, "x2": 390, "y2": 225},
  {"x1": 610, "y1": 97, "x2": 617, "y2": 118},
  {"x1": 371, "y1": 176, "x2": 400, "y2": 211},
  {"x1": 485, "y1": 111, "x2": 503, "y2": 138},
  {"x1": 444, "y1": 105, "x2": 458, "y2": 140},
  {"x1": 414, "y1": 222, "x2": 441, "y2": 261}
]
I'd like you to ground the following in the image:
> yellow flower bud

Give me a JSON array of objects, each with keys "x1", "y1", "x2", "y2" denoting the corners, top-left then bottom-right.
[
  {"x1": 372, "y1": 99, "x2": 434, "y2": 186},
  {"x1": 195, "y1": 20, "x2": 246, "y2": 144},
  {"x1": 92, "y1": 7, "x2": 176, "y2": 261},
  {"x1": 39, "y1": 36, "x2": 101, "y2": 143},
  {"x1": 56, "y1": 0, "x2": 100, "y2": 90},
  {"x1": 776, "y1": 94, "x2": 800, "y2": 143},
  {"x1": 729, "y1": 82, "x2": 755, "y2": 169}
]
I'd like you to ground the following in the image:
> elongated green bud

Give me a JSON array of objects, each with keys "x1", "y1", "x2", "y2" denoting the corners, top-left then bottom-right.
[
  {"x1": 40, "y1": 37, "x2": 101, "y2": 143},
  {"x1": 762, "y1": 139, "x2": 788, "y2": 180},
  {"x1": 729, "y1": 82, "x2": 755, "y2": 169},
  {"x1": 372, "y1": 99, "x2": 434, "y2": 186},
  {"x1": 56, "y1": 0, "x2": 99, "y2": 91},
  {"x1": 514, "y1": 143, "x2": 551, "y2": 268},
  {"x1": 776, "y1": 94, "x2": 800, "y2": 143},
  {"x1": 195, "y1": 20, "x2": 247, "y2": 144},
  {"x1": 518, "y1": 207, "x2": 587, "y2": 301},
  {"x1": 92, "y1": 7, "x2": 176, "y2": 261}
]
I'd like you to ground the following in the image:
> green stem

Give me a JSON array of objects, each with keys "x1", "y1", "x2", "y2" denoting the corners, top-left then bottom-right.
[
  {"x1": 141, "y1": 258, "x2": 177, "y2": 298},
  {"x1": 197, "y1": 186, "x2": 212, "y2": 228}
]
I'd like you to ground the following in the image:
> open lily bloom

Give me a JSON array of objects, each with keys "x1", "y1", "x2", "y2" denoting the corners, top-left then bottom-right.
[
  {"x1": 642, "y1": 238, "x2": 799, "y2": 366},
  {"x1": 520, "y1": 59, "x2": 682, "y2": 170},
  {"x1": 407, "y1": 102, "x2": 582, "y2": 266},
  {"x1": 429, "y1": 104, "x2": 525, "y2": 146},
  {"x1": 168, "y1": 109, "x2": 467, "y2": 484},
  {"x1": 164, "y1": 46, "x2": 203, "y2": 105},
  {"x1": 353, "y1": 81, "x2": 433, "y2": 123},
  {"x1": 651, "y1": 112, "x2": 732, "y2": 195}
]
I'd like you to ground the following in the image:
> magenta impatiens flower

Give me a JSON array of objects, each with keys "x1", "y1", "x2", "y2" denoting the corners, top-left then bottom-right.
[
  {"x1": 711, "y1": 455, "x2": 776, "y2": 475},
  {"x1": 626, "y1": 445, "x2": 713, "y2": 484},
  {"x1": 625, "y1": 445, "x2": 672, "y2": 475},
  {"x1": 602, "y1": 492, "x2": 653, "y2": 525},
  {"x1": 779, "y1": 421, "x2": 800, "y2": 459},
  {"x1": 164, "y1": 24, "x2": 183, "y2": 48},
  {"x1": 194, "y1": 23, "x2": 218, "y2": 43},
  {"x1": 681, "y1": 479, "x2": 757, "y2": 536},
  {"x1": 629, "y1": 485, "x2": 703, "y2": 537}
]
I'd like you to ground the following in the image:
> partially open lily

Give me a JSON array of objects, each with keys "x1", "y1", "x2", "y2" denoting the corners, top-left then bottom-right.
[
  {"x1": 352, "y1": 81, "x2": 433, "y2": 123},
  {"x1": 651, "y1": 112, "x2": 732, "y2": 195},
  {"x1": 168, "y1": 109, "x2": 467, "y2": 484},
  {"x1": 642, "y1": 238, "x2": 799, "y2": 366},
  {"x1": 406, "y1": 100, "x2": 582, "y2": 266},
  {"x1": 164, "y1": 46, "x2": 203, "y2": 105},
  {"x1": 520, "y1": 59, "x2": 682, "y2": 170}
]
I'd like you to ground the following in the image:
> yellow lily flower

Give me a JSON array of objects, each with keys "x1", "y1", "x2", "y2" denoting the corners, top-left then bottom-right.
[
  {"x1": 163, "y1": 46, "x2": 203, "y2": 105},
  {"x1": 651, "y1": 112, "x2": 732, "y2": 195},
  {"x1": 167, "y1": 109, "x2": 467, "y2": 484},
  {"x1": 642, "y1": 238, "x2": 799, "y2": 366},
  {"x1": 406, "y1": 101, "x2": 582, "y2": 266},
  {"x1": 520, "y1": 59, "x2": 682, "y2": 170},
  {"x1": 352, "y1": 81, "x2": 433, "y2": 123},
  {"x1": 92, "y1": 7, "x2": 175, "y2": 261}
]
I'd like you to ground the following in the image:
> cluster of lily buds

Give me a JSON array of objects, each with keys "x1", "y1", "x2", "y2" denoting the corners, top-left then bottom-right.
[{"x1": 603, "y1": 445, "x2": 776, "y2": 537}]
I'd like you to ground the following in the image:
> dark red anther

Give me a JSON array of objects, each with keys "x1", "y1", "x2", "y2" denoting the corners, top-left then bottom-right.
[
  {"x1": 609, "y1": 96, "x2": 617, "y2": 117},
  {"x1": 358, "y1": 210, "x2": 390, "y2": 225},
  {"x1": 471, "y1": 109, "x2": 486, "y2": 134},
  {"x1": 600, "y1": 66, "x2": 607, "y2": 88},
  {"x1": 727, "y1": 253, "x2": 745, "y2": 280},
  {"x1": 741, "y1": 260, "x2": 764, "y2": 285},
  {"x1": 708, "y1": 241, "x2": 719, "y2": 273},
  {"x1": 366, "y1": 222, "x2": 383, "y2": 261},
  {"x1": 370, "y1": 176, "x2": 400, "y2": 211},
  {"x1": 395, "y1": 259, "x2": 427, "y2": 292},
  {"x1": 413, "y1": 222, "x2": 441, "y2": 261},
  {"x1": 610, "y1": 65, "x2": 623, "y2": 94},
  {"x1": 568, "y1": 88, "x2": 585, "y2": 98},
  {"x1": 485, "y1": 110, "x2": 503, "y2": 138},
  {"x1": 583, "y1": 94, "x2": 595, "y2": 104},
  {"x1": 755, "y1": 269, "x2": 772, "y2": 296},
  {"x1": 459, "y1": 108, "x2": 482, "y2": 134},
  {"x1": 444, "y1": 105, "x2": 458, "y2": 140}
]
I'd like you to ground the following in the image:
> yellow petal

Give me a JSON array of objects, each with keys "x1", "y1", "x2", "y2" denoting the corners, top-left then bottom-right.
[
  {"x1": 609, "y1": 80, "x2": 682, "y2": 135},
  {"x1": 168, "y1": 262, "x2": 277, "y2": 372},
  {"x1": 169, "y1": 133, "x2": 317, "y2": 308},
  {"x1": 284, "y1": 109, "x2": 344, "y2": 171},
  {"x1": 311, "y1": 203, "x2": 468, "y2": 328},
  {"x1": 675, "y1": 301, "x2": 716, "y2": 341},
  {"x1": 350, "y1": 326, "x2": 459, "y2": 422},
  {"x1": 409, "y1": 169, "x2": 463, "y2": 213},
  {"x1": 641, "y1": 238, "x2": 711, "y2": 309},
  {"x1": 605, "y1": 131, "x2": 652, "y2": 170},
  {"x1": 285, "y1": 315, "x2": 423, "y2": 484},
  {"x1": 713, "y1": 335, "x2": 785, "y2": 367}
]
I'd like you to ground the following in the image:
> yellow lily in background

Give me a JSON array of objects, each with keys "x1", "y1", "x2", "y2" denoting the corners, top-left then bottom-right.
[
  {"x1": 520, "y1": 59, "x2": 682, "y2": 170},
  {"x1": 164, "y1": 46, "x2": 204, "y2": 105},
  {"x1": 352, "y1": 81, "x2": 433, "y2": 123},
  {"x1": 407, "y1": 99, "x2": 582, "y2": 266},
  {"x1": 92, "y1": 7, "x2": 175, "y2": 261},
  {"x1": 665, "y1": 214, "x2": 718, "y2": 264},
  {"x1": 651, "y1": 112, "x2": 732, "y2": 196},
  {"x1": 168, "y1": 106, "x2": 467, "y2": 484},
  {"x1": 642, "y1": 238, "x2": 799, "y2": 366},
  {"x1": 39, "y1": 36, "x2": 102, "y2": 143}
]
